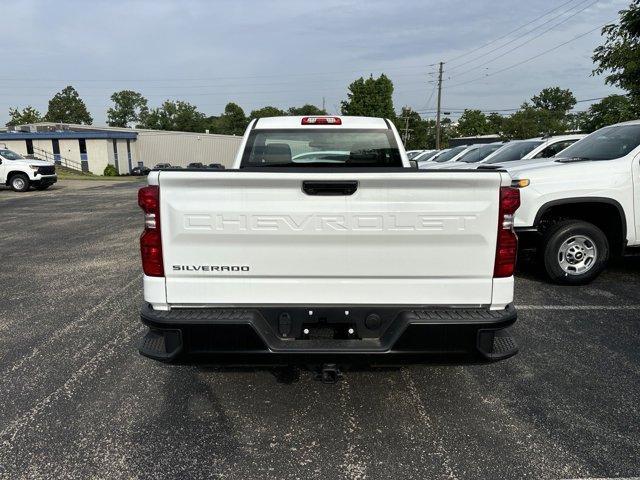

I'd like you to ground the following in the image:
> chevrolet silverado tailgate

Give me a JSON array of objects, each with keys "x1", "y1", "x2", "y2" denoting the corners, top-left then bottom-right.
[{"x1": 158, "y1": 170, "x2": 507, "y2": 306}]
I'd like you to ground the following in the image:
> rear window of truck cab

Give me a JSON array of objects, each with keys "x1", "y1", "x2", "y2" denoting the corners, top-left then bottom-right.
[{"x1": 240, "y1": 129, "x2": 403, "y2": 168}]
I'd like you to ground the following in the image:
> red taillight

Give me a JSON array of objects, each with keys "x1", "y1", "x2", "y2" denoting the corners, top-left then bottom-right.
[
  {"x1": 138, "y1": 185, "x2": 164, "y2": 277},
  {"x1": 301, "y1": 116, "x2": 342, "y2": 125},
  {"x1": 494, "y1": 187, "x2": 520, "y2": 278},
  {"x1": 138, "y1": 184, "x2": 159, "y2": 213}
]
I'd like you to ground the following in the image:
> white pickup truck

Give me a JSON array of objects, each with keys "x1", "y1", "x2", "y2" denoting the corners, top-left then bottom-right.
[
  {"x1": 137, "y1": 116, "x2": 520, "y2": 377},
  {"x1": 507, "y1": 120, "x2": 640, "y2": 284},
  {"x1": 0, "y1": 147, "x2": 57, "y2": 192}
]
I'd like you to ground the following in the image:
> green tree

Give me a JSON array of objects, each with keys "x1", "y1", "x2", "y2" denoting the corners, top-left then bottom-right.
[
  {"x1": 422, "y1": 119, "x2": 438, "y2": 149},
  {"x1": 249, "y1": 106, "x2": 285, "y2": 119},
  {"x1": 103, "y1": 164, "x2": 118, "y2": 176},
  {"x1": 486, "y1": 112, "x2": 504, "y2": 135},
  {"x1": 593, "y1": 0, "x2": 640, "y2": 101},
  {"x1": 531, "y1": 87, "x2": 577, "y2": 114},
  {"x1": 204, "y1": 115, "x2": 219, "y2": 131},
  {"x1": 393, "y1": 107, "x2": 430, "y2": 149},
  {"x1": 456, "y1": 109, "x2": 488, "y2": 136},
  {"x1": 501, "y1": 103, "x2": 560, "y2": 139},
  {"x1": 212, "y1": 102, "x2": 249, "y2": 135},
  {"x1": 582, "y1": 94, "x2": 637, "y2": 132},
  {"x1": 45, "y1": 86, "x2": 93, "y2": 124},
  {"x1": 341, "y1": 74, "x2": 395, "y2": 118},
  {"x1": 107, "y1": 90, "x2": 149, "y2": 127},
  {"x1": 138, "y1": 100, "x2": 206, "y2": 132},
  {"x1": 288, "y1": 104, "x2": 327, "y2": 116},
  {"x1": 501, "y1": 87, "x2": 577, "y2": 138},
  {"x1": 566, "y1": 111, "x2": 589, "y2": 132},
  {"x1": 405, "y1": 117, "x2": 456, "y2": 149},
  {"x1": 438, "y1": 118, "x2": 456, "y2": 148},
  {"x1": 6, "y1": 106, "x2": 43, "y2": 126}
]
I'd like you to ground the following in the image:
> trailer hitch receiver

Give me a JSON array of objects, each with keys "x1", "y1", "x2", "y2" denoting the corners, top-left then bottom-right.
[{"x1": 314, "y1": 364, "x2": 343, "y2": 384}]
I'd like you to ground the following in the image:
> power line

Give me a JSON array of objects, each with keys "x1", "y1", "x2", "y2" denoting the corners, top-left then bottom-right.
[
  {"x1": 445, "y1": 23, "x2": 608, "y2": 90},
  {"x1": 424, "y1": 84, "x2": 437, "y2": 110},
  {"x1": 417, "y1": 70, "x2": 439, "y2": 111},
  {"x1": 445, "y1": 0, "x2": 579, "y2": 64},
  {"x1": 0, "y1": 75, "x2": 426, "y2": 91},
  {"x1": 0, "y1": 92, "x2": 346, "y2": 110},
  {"x1": 420, "y1": 110, "x2": 594, "y2": 120},
  {"x1": 0, "y1": 77, "x2": 437, "y2": 101},
  {"x1": 414, "y1": 96, "x2": 611, "y2": 115},
  {"x1": 447, "y1": 0, "x2": 597, "y2": 77},
  {"x1": 0, "y1": 64, "x2": 436, "y2": 84},
  {"x1": 0, "y1": 70, "x2": 429, "y2": 91}
]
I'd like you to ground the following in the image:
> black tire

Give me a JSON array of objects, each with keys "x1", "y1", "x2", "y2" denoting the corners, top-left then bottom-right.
[
  {"x1": 541, "y1": 220, "x2": 609, "y2": 285},
  {"x1": 35, "y1": 184, "x2": 50, "y2": 190},
  {"x1": 9, "y1": 173, "x2": 30, "y2": 192}
]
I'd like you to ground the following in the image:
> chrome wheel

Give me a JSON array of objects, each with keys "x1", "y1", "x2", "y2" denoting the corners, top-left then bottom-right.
[
  {"x1": 558, "y1": 235, "x2": 597, "y2": 275},
  {"x1": 12, "y1": 177, "x2": 26, "y2": 190}
]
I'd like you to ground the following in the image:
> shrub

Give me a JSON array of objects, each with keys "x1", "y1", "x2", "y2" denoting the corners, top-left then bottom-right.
[{"x1": 103, "y1": 165, "x2": 118, "y2": 176}]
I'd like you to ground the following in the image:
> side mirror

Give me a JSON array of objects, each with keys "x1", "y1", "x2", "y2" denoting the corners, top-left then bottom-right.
[{"x1": 409, "y1": 160, "x2": 418, "y2": 170}]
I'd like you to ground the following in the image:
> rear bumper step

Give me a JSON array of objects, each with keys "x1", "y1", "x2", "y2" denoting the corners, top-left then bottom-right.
[{"x1": 139, "y1": 303, "x2": 517, "y2": 364}]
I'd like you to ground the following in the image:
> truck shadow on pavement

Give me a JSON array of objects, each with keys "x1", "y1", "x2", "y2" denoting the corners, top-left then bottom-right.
[
  {"x1": 130, "y1": 366, "x2": 246, "y2": 473},
  {"x1": 193, "y1": 365, "x2": 405, "y2": 385}
]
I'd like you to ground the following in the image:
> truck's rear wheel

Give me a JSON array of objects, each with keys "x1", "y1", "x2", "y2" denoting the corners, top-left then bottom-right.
[
  {"x1": 9, "y1": 173, "x2": 30, "y2": 192},
  {"x1": 541, "y1": 220, "x2": 608, "y2": 285}
]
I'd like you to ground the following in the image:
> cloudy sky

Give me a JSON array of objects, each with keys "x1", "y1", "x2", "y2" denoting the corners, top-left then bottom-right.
[{"x1": 0, "y1": 0, "x2": 630, "y2": 124}]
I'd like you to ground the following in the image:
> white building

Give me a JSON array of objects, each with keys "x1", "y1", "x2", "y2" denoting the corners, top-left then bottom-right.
[{"x1": 0, "y1": 123, "x2": 243, "y2": 175}]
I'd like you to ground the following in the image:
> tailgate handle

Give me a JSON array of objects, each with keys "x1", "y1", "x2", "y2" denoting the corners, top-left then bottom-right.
[{"x1": 302, "y1": 181, "x2": 358, "y2": 196}]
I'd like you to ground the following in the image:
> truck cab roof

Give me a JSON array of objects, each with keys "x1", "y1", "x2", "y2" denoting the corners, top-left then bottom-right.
[{"x1": 252, "y1": 116, "x2": 389, "y2": 130}]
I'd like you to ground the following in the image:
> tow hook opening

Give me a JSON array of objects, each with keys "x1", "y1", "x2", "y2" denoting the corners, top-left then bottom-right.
[{"x1": 313, "y1": 363, "x2": 344, "y2": 384}]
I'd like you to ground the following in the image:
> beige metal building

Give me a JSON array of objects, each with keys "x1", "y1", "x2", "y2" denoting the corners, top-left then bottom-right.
[
  {"x1": 133, "y1": 129, "x2": 242, "y2": 169},
  {"x1": 1, "y1": 123, "x2": 243, "y2": 175}
]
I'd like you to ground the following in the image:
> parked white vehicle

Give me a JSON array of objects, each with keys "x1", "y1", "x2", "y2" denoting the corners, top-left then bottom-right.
[
  {"x1": 419, "y1": 145, "x2": 471, "y2": 169},
  {"x1": 137, "y1": 115, "x2": 520, "y2": 373},
  {"x1": 406, "y1": 149, "x2": 428, "y2": 160},
  {"x1": 415, "y1": 149, "x2": 445, "y2": 167},
  {"x1": 434, "y1": 143, "x2": 505, "y2": 169},
  {"x1": 510, "y1": 121, "x2": 640, "y2": 284},
  {"x1": 478, "y1": 134, "x2": 585, "y2": 166},
  {"x1": 0, "y1": 147, "x2": 57, "y2": 192}
]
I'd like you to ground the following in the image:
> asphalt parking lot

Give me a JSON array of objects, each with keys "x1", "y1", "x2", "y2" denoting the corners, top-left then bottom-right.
[{"x1": 0, "y1": 181, "x2": 638, "y2": 480}]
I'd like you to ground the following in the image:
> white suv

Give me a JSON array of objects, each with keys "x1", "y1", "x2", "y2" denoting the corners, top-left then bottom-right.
[
  {"x1": 478, "y1": 134, "x2": 585, "y2": 167},
  {"x1": 0, "y1": 148, "x2": 57, "y2": 192}
]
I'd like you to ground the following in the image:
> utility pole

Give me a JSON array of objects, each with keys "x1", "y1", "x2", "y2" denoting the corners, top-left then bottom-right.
[
  {"x1": 435, "y1": 61, "x2": 444, "y2": 150},
  {"x1": 322, "y1": 96, "x2": 326, "y2": 112},
  {"x1": 403, "y1": 115, "x2": 410, "y2": 146}
]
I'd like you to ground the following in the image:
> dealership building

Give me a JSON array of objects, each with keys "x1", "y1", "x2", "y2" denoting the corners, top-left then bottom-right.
[{"x1": 0, "y1": 122, "x2": 243, "y2": 174}]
